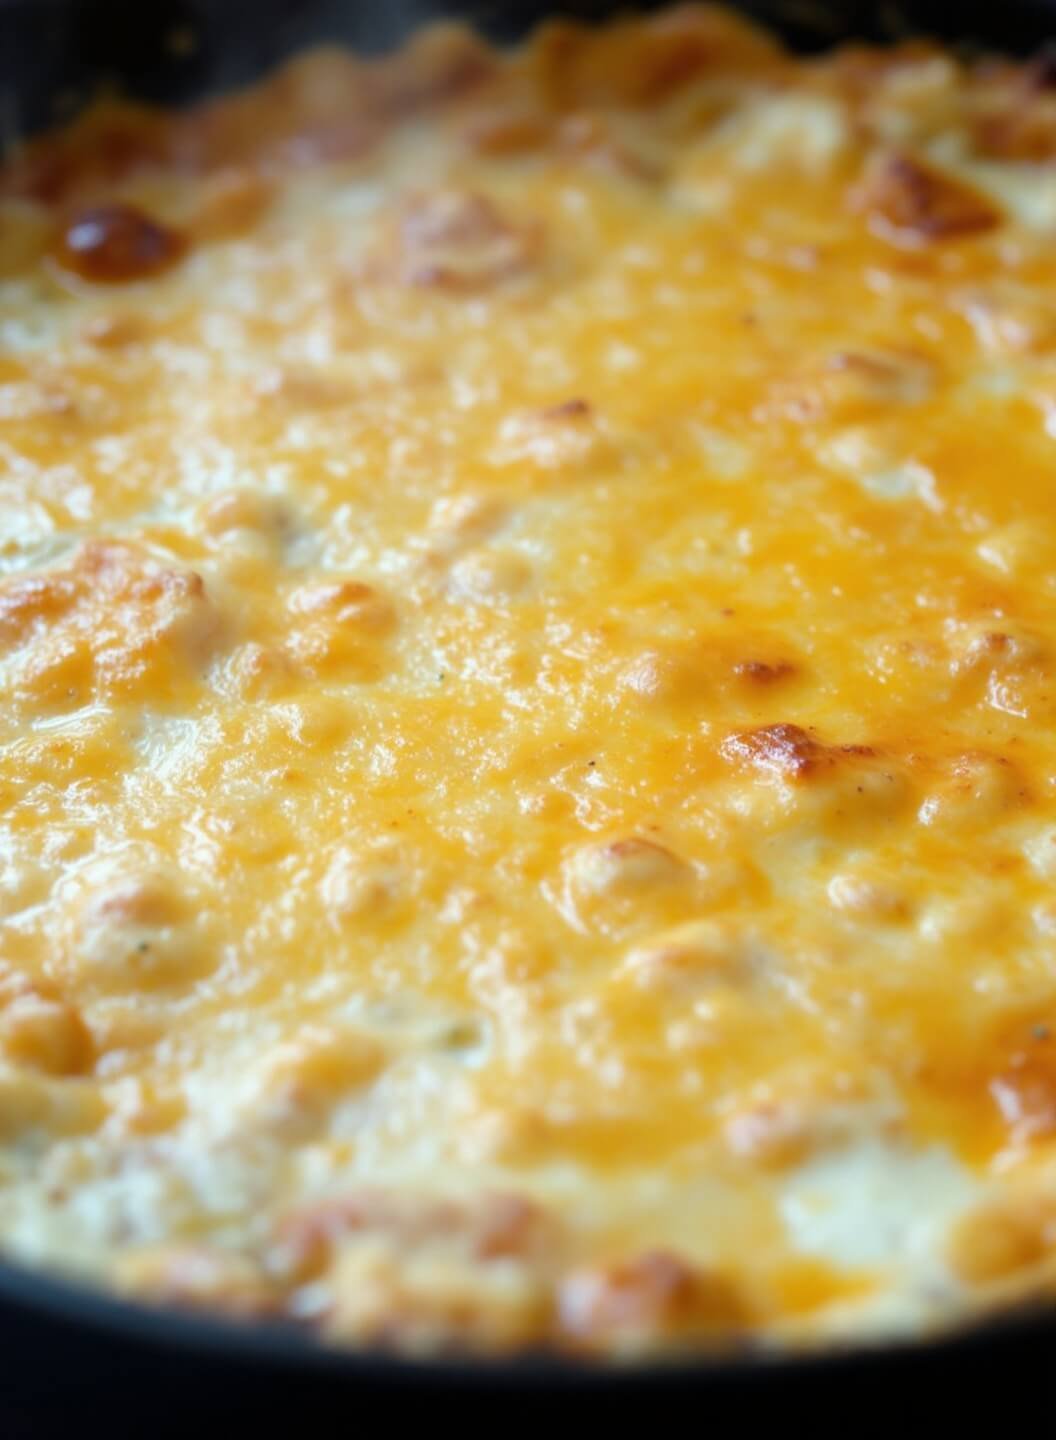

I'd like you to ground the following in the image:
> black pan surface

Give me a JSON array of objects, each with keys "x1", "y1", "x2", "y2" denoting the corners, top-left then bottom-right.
[{"x1": 2, "y1": 0, "x2": 1056, "y2": 1423}]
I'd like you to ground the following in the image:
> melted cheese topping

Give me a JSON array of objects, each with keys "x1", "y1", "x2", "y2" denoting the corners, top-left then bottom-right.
[{"x1": 3, "y1": 6, "x2": 1056, "y2": 1359}]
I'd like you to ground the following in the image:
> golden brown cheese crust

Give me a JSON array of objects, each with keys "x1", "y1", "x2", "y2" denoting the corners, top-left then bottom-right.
[{"x1": 3, "y1": 4, "x2": 1056, "y2": 1359}]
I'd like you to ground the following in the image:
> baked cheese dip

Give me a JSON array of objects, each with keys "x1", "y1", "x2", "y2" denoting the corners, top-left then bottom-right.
[{"x1": 3, "y1": 4, "x2": 1056, "y2": 1360}]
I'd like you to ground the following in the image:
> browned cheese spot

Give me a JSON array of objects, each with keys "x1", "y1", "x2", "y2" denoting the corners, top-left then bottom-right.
[
  {"x1": 720, "y1": 723, "x2": 874, "y2": 781},
  {"x1": 391, "y1": 190, "x2": 540, "y2": 291},
  {"x1": 53, "y1": 204, "x2": 188, "y2": 284},
  {"x1": 852, "y1": 150, "x2": 1001, "y2": 246},
  {"x1": 557, "y1": 1250, "x2": 747, "y2": 1352}
]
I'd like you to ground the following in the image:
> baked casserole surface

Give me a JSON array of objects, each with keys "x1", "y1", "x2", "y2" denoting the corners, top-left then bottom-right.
[{"x1": 3, "y1": 4, "x2": 1056, "y2": 1357}]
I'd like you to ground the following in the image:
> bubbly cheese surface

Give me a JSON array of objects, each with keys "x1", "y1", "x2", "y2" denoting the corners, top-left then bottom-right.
[{"x1": 3, "y1": 6, "x2": 1056, "y2": 1358}]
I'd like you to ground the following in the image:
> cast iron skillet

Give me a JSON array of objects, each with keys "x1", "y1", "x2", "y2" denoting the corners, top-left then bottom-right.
[{"x1": 2, "y1": 0, "x2": 1056, "y2": 1422}]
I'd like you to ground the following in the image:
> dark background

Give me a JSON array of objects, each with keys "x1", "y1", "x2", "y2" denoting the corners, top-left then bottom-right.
[{"x1": 3, "y1": 0, "x2": 1056, "y2": 137}]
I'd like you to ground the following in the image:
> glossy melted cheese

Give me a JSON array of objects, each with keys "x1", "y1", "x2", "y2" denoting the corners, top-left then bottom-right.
[{"x1": 3, "y1": 6, "x2": 1056, "y2": 1358}]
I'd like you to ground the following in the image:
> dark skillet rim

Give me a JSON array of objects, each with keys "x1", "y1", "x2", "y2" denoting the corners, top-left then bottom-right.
[{"x1": 0, "y1": 1249, "x2": 1053, "y2": 1387}]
